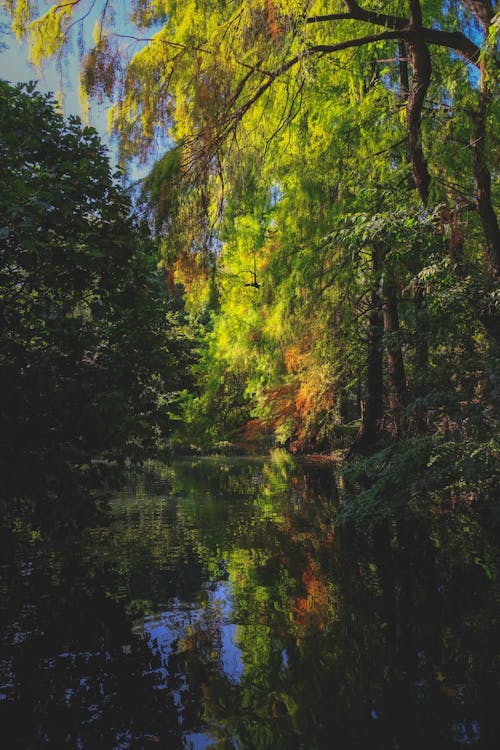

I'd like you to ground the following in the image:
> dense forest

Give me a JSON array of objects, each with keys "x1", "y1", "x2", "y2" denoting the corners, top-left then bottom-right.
[
  {"x1": 1, "y1": 1, "x2": 499, "y2": 511},
  {"x1": 1, "y1": 4, "x2": 499, "y2": 748}
]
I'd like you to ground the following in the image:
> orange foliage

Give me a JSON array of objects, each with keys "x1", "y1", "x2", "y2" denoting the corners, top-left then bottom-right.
[
  {"x1": 267, "y1": 1, "x2": 282, "y2": 41},
  {"x1": 165, "y1": 268, "x2": 176, "y2": 290},
  {"x1": 290, "y1": 379, "x2": 336, "y2": 452},
  {"x1": 241, "y1": 416, "x2": 275, "y2": 442},
  {"x1": 284, "y1": 340, "x2": 310, "y2": 374},
  {"x1": 242, "y1": 366, "x2": 336, "y2": 451},
  {"x1": 174, "y1": 251, "x2": 206, "y2": 287},
  {"x1": 292, "y1": 563, "x2": 331, "y2": 629},
  {"x1": 241, "y1": 383, "x2": 295, "y2": 442},
  {"x1": 295, "y1": 381, "x2": 333, "y2": 418}
]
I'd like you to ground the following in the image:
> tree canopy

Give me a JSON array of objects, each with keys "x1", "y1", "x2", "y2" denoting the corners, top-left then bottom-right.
[
  {"x1": 2, "y1": 1, "x2": 499, "y2": 505},
  {"x1": 4, "y1": 1, "x2": 498, "y2": 275},
  {"x1": 0, "y1": 79, "x2": 192, "y2": 506}
]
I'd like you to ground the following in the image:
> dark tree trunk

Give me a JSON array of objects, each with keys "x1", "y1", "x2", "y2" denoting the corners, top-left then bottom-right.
[
  {"x1": 382, "y1": 270, "x2": 407, "y2": 436},
  {"x1": 459, "y1": 0, "x2": 494, "y2": 33},
  {"x1": 399, "y1": 41, "x2": 410, "y2": 100},
  {"x1": 413, "y1": 280, "x2": 429, "y2": 431},
  {"x1": 442, "y1": 207, "x2": 500, "y2": 347},
  {"x1": 414, "y1": 281, "x2": 429, "y2": 375},
  {"x1": 399, "y1": 41, "x2": 417, "y2": 193},
  {"x1": 406, "y1": 0, "x2": 432, "y2": 205},
  {"x1": 471, "y1": 86, "x2": 500, "y2": 281},
  {"x1": 349, "y1": 246, "x2": 384, "y2": 456}
]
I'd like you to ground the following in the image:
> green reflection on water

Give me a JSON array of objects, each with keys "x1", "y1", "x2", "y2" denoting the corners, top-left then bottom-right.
[{"x1": 1, "y1": 451, "x2": 499, "y2": 749}]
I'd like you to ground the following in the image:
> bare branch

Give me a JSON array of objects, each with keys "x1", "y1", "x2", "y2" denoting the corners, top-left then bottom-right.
[
  {"x1": 306, "y1": 14, "x2": 354, "y2": 24},
  {"x1": 66, "y1": 0, "x2": 97, "y2": 34},
  {"x1": 343, "y1": 1, "x2": 407, "y2": 30},
  {"x1": 108, "y1": 32, "x2": 211, "y2": 55},
  {"x1": 98, "y1": 0, "x2": 111, "y2": 42},
  {"x1": 54, "y1": 0, "x2": 84, "y2": 12},
  {"x1": 308, "y1": 31, "x2": 402, "y2": 54},
  {"x1": 423, "y1": 28, "x2": 480, "y2": 65},
  {"x1": 306, "y1": 2, "x2": 481, "y2": 66}
]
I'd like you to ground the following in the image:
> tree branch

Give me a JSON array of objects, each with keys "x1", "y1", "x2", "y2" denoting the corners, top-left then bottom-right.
[
  {"x1": 233, "y1": 31, "x2": 402, "y2": 122},
  {"x1": 304, "y1": 31, "x2": 403, "y2": 56},
  {"x1": 305, "y1": 2, "x2": 481, "y2": 66},
  {"x1": 406, "y1": 0, "x2": 432, "y2": 205},
  {"x1": 343, "y1": 0, "x2": 407, "y2": 30},
  {"x1": 422, "y1": 28, "x2": 481, "y2": 65},
  {"x1": 306, "y1": 14, "x2": 354, "y2": 24},
  {"x1": 459, "y1": 0, "x2": 495, "y2": 32}
]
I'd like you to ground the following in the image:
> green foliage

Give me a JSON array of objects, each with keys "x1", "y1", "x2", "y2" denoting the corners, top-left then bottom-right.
[
  {"x1": 0, "y1": 80, "x2": 193, "y2": 505},
  {"x1": 3, "y1": 2, "x2": 498, "y2": 516},
  {"x1": 339, "y1": 435, "x2": 499, "y2": 526}
]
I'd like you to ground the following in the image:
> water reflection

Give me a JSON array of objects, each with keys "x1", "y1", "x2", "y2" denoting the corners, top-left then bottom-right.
[{"x1": 0, "y1": 452, "x2": 498, "y2": 749}]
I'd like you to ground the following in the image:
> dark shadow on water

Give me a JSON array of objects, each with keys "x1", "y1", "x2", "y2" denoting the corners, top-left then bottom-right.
[
  {"x1": 0, "y1": 504, "x2": 183, "y2": 749},
  {"x1": 0, "y1": 453, "x2": 498, "y2": 748}
]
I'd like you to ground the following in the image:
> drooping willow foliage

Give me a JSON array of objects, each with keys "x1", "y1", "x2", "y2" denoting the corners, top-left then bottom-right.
[{"x1": 4, "y1": 2, "x2": 499, "y2": 505}]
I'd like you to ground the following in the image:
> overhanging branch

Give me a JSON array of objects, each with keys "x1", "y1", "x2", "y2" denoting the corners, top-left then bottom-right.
[
  {"x1": 234, "y1": 31, "x2": 402, "y2": 121},
  {"x1": 304, "y1": 1, "x2": 481, "y2": 66},
  {"x1": 459, "y1": 0, "x2": 495, "y2": 32}
]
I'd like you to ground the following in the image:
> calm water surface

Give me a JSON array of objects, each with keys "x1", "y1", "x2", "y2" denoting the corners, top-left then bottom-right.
[{"x1": 1, "y1": 452, "x2": 498, "y2": 748}]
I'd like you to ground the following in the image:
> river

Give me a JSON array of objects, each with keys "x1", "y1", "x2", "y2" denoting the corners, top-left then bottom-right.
[{"x1": 0, "y1": 452, "x2": 498, "y2": 748}]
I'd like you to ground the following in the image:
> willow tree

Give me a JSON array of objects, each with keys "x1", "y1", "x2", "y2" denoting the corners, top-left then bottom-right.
[
  {"x1": 5, "y1": 0, "x2": 498, "y2": 453},
  {"x1": 4, "y1": 1, "x2": 498, "y2": 271}
]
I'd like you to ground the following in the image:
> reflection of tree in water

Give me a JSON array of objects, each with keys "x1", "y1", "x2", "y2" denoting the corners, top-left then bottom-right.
[
  {"x1": 155, "y1": 454, "x2": 499, "y2": 749},
  {"x1": 1, "y1": 456, "x2": 498, "y2": 748},
  {"x1": 0, "y1": 515, "x2": 183, "y2": 749}
]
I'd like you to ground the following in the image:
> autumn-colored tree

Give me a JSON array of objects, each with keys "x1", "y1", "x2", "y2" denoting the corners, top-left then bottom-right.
[
  {"x1": 4, "y1": 1, "x2": 498, "y2": 272},
  {"x1": 5, "y1": 1, "x2": 498, "y2": 463}
]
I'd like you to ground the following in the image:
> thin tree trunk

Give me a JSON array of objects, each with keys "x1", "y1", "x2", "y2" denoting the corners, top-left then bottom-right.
[
  {"x1": 413, "y1": 280, "x2": 429, "y2": 431},
  {"x1": 414, "y1": 284, "x2": 429, "y2": 373},
  {"x1": 400, "y1": 31, "x2": 429, "y2": 429},
  {"x1": 349, "y1": 246, "x2": 384, "y2": 456},
  {"x1": 381, "y1": 270, "x2": 407, "y2": 436},
  {"x1": 471, "y1": 85, "x2": 500, "y2": 281},
  {"x1": 399, "y1": 41, "x2": 410, "y2": 100},
  {"x1": 406, "y1": 0, "x2": 432, "y2": 205}
]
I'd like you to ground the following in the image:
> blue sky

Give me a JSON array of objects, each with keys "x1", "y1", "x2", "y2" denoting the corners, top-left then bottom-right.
[
  {"x1": 0, "y1": 14, "x2": 111, "y2": 142},
  {"x1": 0, "y1": 5, "x2": 161, "y2": 182},
  {"x1": 0, "y1": 6, "x2": 146, "y2": 176}
]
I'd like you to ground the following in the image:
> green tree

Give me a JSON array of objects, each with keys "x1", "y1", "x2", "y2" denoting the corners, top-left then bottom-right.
[
  {"x1": 4, "y1": 1, "x2": 497, "y2": 274},
  {"x1": 0, "y1": 80, "x2": 191, "y2": 505},
  {"x1": 6, "y1": 2, "x2": 498, "y2": 464}
]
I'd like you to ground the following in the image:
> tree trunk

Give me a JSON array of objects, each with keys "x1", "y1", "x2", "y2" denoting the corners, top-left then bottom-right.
[
  {"x1": 414, "y1": 281, "x2": 429, "y2": 375},
  {"x1": 399, "y1": 41, "x2": 410, "y2": 100},
  {"x1": 406, "y1": 1, "x2": 432, "y2": 205},
  {"x1": 381, "y1": 270, "x2": 407, "y2": 436},
  {"x1": 413, "y1": 279, "x2": 429, "y2": 431},
  {"x1": 349, "y1": 246, "x2": 384, "y2": 456},
  {"x1": 459, "y1": 0, "x2": 494, "y2": 33},
  {"x1": 471, "y1": 85, "x2": 500, "y2": 281}
]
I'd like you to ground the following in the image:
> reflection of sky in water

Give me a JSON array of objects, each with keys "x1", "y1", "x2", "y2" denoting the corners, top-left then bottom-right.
[
  {"x1": 183, "y1": 732, "x2": 215, "y2": 749},
  {"x1": 183, "y1": 730, "x2": 240, "y2": 750},
  {"x1": 138, "y1": 581, "x2": 244, "y2": 745},
  {"x1": 2, "y1": 458, "x2": 494, "y2": 749}
]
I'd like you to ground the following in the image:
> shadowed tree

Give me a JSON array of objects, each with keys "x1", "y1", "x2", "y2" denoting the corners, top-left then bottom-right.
[{"x1": 0, "y1": 80, "x2": 192, "y2": 505}]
